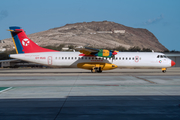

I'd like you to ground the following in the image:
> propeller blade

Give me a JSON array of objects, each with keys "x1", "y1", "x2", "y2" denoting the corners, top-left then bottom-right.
[
  {"x1": 111, "y1": 55, "x2": 115, "y2": 62},
  {"x1": 112, "y1": 51, "x2": 117, "y2": 55}
]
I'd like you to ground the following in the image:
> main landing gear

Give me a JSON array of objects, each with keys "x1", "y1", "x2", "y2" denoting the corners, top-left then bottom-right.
[
  {"x1": 91, "y1": 67, "x2": 102, "y2": 73},
  {"x1": 162, "y1": 68, "x2": 166, "y2": 73}
]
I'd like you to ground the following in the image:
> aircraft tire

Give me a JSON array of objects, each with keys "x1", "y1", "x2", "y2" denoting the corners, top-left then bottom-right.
[
  {"x1": 162, "y1": 70, "x2": 166, "y2": 73},
  {"x1": 97, "y1": 67, "x2": 102, "y2": 73},
  {"x1": 91, "y1": 69, "x2": 97, "y2": 73},
  {"x1": 97, "y1": 70, "x2": 102, "y2": 73},
  {"x1": 97, "y1": 69, "x2": 102, "y2": 73}
]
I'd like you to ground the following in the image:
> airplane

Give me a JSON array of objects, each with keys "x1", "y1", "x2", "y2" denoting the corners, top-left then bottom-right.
[{"x1": 8, "y1": 26, "x2": 175, "y2": 73}]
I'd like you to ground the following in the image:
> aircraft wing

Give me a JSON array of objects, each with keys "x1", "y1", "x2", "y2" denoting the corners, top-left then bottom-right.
[
  {"x1": 78, "y1": 47, "x2": 99, "y2": 55},
  {"x1": 78, "y1": 47, "x2": 117, "y2": 58}
]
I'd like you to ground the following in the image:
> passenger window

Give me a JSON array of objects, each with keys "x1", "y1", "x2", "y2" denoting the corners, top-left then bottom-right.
[
  {"x1": 160, "y1": 55, "x2": 163, "y2": 58},
  {"x1": 119, "y1": 57, "x2": 121, "y2": 60},
  {"x1": 140, "y1": 57, "x2": 141, "y2": 60},
  {"x1": 59, "y1": 57, "x2": 60, "y2": 59},
  {"x1": 68, "y1": 57, "x2": 70, "y2": 59},
  {"x1": 65, "y1": 57, "x2": 67, "y2": 59},
  {"x1": 56, "y1": 57, "x2": 57, "y2": 59},
  {"x1": 132, "y1": 58, "x2": 134, "y2": 60},
  {"x1": 62, "y1": 57, "x2": 64, "y2": 59},
  {"x1": 122, "y1": 57, "x2": 124, "y2": 60},
  {"x1": 157, "y1": 55, "x2": 159, "y2": 58},
  {"x1": 126, "y1": 57, "x2": 128, "y2": 60},
  {"x1": 136, "y1": 57, "x2": 138, "y2": 60},
  {"x1": 75, "y1": 57, "x2": 77, "y2": 59},
  {"x1": 129, "y1": 57, "x2": 131, "y2": 60},
  {"x1": 116, "y1": 57, "x2": 118, "y2": 60}
]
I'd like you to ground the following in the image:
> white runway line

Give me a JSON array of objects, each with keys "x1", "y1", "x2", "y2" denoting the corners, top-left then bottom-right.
[{"x1": 0, "y1": 87, "x2": 13, "y2": 94}]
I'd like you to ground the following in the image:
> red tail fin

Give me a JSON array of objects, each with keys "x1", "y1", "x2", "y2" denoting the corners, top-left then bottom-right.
[{"x1": 9, "y1": 26, "x2": 58, "y2": 53}]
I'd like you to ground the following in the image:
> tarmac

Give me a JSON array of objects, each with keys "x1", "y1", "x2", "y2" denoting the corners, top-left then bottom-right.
[{"x1": 0, "y1": 68, "x2": 180, "y2": 120}]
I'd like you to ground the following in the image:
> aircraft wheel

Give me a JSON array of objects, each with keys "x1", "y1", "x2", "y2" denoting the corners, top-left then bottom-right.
[
  {"x1": 97, "y1": 70, "x2": 102, "y2": 73},
  {"x1": 97, "y1": 67, "x2": 102, "y2": 73},
  {"x1": 91, "y1": 68, "x2": 97, "y2": 73},
  {"x1": 162, "y1": 68, "x2": 166, "y2": 73}
]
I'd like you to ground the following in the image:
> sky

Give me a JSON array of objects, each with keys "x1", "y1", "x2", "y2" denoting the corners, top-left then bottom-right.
[{"x1": 0, "y1": 0, "x2": 180, "y2": 51}]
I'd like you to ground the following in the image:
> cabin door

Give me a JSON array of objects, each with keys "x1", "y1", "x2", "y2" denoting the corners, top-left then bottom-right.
[{"x1": 48, "y1": 56, "x2": 52, "y2": 65}]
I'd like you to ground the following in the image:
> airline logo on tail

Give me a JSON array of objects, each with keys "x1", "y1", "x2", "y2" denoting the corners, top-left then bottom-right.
[{"x1": 22, "y1": 38, "x2": 30, "y2": 46}]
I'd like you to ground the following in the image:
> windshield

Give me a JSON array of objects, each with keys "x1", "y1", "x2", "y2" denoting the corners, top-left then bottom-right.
[{"x1": 157, "y1": 55, "x2": 168, "y2": 58}]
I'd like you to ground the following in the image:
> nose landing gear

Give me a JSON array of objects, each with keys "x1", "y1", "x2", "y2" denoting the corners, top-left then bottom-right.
[{"x1": 162, "y1": 68, "x2": 166, "y2": 73}]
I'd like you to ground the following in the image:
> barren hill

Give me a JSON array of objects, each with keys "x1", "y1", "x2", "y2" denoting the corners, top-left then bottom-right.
[{"x1": 0, "y1": 21, "x2": 168, "y2": 51}]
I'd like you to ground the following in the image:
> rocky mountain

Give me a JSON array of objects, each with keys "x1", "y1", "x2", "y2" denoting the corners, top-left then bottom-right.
[{"x1": 0, "y1": 21, "x2": 168, "y2": 51}]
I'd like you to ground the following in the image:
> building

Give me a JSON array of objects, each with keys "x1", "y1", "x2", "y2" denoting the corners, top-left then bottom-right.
[
  {"x1": 96, "y1": 31, "x2": 113, "y2": 34},
  {"x1": 0, "y1": 59, "x2": 45, "y2": 68},
  {"x1": 114, "y1": 30, "x2": 126, "y2": 34}
]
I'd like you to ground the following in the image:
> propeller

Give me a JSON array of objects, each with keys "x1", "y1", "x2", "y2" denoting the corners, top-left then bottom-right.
[{"x1": 110, "y1": 50, "x2": 117, "y2": 62}]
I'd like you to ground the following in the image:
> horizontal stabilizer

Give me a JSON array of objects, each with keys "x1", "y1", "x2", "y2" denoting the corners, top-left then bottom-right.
[{"x1": 7, "y1": 29, "x2": 22, "y2": 32}]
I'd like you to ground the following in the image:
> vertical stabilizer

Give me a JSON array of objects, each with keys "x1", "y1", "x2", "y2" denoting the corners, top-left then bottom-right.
[{"x1": 9, "y1": 26, "x2": 58, "y2": 54}]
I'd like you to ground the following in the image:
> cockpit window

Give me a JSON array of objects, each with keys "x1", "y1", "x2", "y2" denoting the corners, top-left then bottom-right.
[{"x1": 157, "y1": 55, "x2": 168, "y2": 58}]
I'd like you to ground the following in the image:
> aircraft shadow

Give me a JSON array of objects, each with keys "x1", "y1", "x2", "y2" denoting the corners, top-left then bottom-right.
[{"x1": 0, "y1": 95, "x2": 180, "y2": 120}]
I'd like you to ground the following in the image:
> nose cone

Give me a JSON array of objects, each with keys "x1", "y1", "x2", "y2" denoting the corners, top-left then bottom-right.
[{"x1": 171, "y1": 60, "x2": 176, "y2": 67}]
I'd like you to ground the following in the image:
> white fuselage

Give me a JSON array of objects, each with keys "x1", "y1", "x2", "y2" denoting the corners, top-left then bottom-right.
[{"x1": 10, "y1": 52, "x2": 172, "y2": 69}]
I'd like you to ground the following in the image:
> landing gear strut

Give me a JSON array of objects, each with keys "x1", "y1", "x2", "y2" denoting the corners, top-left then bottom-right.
[{"x1": 91, "y1": 67, "x2": 102, "y2": 73}]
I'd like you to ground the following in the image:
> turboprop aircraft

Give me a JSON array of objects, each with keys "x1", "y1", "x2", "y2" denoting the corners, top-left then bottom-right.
[{"x1": 8, "y1": 26, "x2": 175, "y2": 73}]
